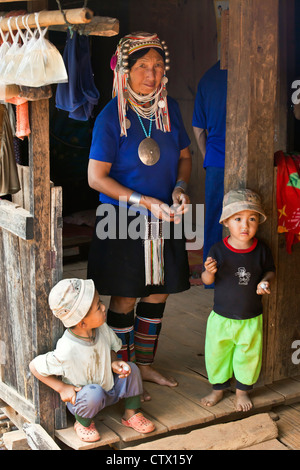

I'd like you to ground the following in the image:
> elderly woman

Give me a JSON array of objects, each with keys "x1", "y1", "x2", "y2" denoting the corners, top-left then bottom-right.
[{"x1": 87, "y1": 32, "x2": 192, "y2": 400}]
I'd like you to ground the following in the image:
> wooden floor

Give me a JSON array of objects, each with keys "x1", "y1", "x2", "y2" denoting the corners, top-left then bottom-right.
[{"x1": 55, "y1": 261, "x2": 300, "y2": 450}]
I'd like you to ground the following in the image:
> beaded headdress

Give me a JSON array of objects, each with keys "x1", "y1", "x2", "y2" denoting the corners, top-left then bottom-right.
[{"x1": 110, "y1": 32, "x2": 171, "y2": 137}]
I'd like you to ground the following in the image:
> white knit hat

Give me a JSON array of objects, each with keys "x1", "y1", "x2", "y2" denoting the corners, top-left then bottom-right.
[{"x1": 49, "y1": 278, "x2": 95, "y2": 328}]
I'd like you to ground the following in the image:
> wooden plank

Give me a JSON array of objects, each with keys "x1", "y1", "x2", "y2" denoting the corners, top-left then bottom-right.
[
  {"x1": 125, "y1": 413, "x2": 279, "y2": 450},
  {"x1": 139, "y1": 382, "x2": 214, "y2": 432},
  {"x1": 267, "y1": 378, "x2": 300, "y2": 405},
  {"x1": 0, "y1": 200, "x2": 33, "y2": 240},
  {"x1": 23, "y1": 423, "x2": 61, "y2": 450},
  {"x1": 99, "y1": 402, "x2": 166, "y2": 443},
  {"x1": 50, "y1": 185, "x2": 66, "y2": 430},
  {"x1": 28, "y1": 99, "x2": 55, "y2": 437},
  {"x1": 1, "y1": 230, "x2": 34, "y2": 399},
  {"x1": 275, "y1": 405, "x2": 300, "y2": 450},
  {"x1": 55, "y1": 419, "x2": 120, "y2": 451},
  {"x1": 242, "y1": 439, "x2": 288, "y2": 450},
  {"x1": 0, "y1": 382, "x2": 36, "y2": 423},
  {"x1": 2, "y1": 429, "x2": 31, "y2": 451}
]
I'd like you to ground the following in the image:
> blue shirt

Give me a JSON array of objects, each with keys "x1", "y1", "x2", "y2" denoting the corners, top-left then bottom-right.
[
  {"x1": 192, "y1": 61, "x2": 227, "y2": 168},
  {"x1": 89, "y1": 96, "x2": 190, "y2": 207}
]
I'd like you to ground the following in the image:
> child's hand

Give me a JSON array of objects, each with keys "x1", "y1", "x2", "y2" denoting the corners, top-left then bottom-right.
[
  {"x1": 112, "y1": 361, "x2": 131, "y2": 378},
  {"x1": 256, "y1": 281, "x2": 271, "y2": 295},
  {"x1": 59, "y1": 384, "x2": 82, "y2": 405},
  {"x1": 204, "y1": 257, "x2": 218, "y2": 274}
]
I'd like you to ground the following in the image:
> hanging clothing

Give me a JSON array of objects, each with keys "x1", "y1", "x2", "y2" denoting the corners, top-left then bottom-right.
[
  {"x1": 275, "y1": 150, "x2": 300, "y2": 253},
  {"x1": 55, "y1": 31, "x2": 100, "y2": 121},
  {"x1": 0, "y1": 104, "x2": 20, "y2": 196}
]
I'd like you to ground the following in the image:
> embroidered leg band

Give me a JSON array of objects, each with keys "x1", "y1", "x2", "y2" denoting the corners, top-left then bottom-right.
[
  {"x1": 134, "y1": 302, "x2": 166, "y2": 366},
  {"x1": 107, "y1": 309, "x2": 135, "y2": 362}
]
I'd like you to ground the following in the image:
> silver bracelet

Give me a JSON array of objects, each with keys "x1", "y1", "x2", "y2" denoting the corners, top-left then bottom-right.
[
  {"x1": 174, "y1": 180, "x2": 187, "y2": 193},
  {"x1": 129, "y1": 191, "x2": 142, "y2": 205}
]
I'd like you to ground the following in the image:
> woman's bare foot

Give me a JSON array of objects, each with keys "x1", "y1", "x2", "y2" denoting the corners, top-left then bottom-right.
[
  {"x1": 200, "y1": 389, "x2": 224, "y2": 407},
  {"x1": 235, "y1": 389, "x2": 253, "y2": 412},
  {"x1": 138, "y1": 364, "x2": 178, "y2": 388}
]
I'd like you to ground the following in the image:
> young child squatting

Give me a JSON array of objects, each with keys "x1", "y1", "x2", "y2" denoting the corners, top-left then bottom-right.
[{"x1": 29, "y1": 278, "x2": 155, "y2": 442}]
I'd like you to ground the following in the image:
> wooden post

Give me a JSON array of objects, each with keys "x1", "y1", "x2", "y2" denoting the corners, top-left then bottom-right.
[
  {"x1": 225, "y1": 0, "x2": 279, "y2": 383},
  {"x1": 28, "y1": 99, "x2": 56, "y2": 436}
]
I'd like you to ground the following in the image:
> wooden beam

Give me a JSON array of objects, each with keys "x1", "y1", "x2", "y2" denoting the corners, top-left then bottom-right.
[
  {"x1": 0, "y1": 381, "x2": 36, "y2": 423},
  {"x1": 225, "y1": 0, "x2": 279, "y2": 384},
  {"x1": 23, "y1": 423, "x2": 61, "y2": 450},
  {"x1": 220, "y1": 10, "x2": 229, "y2": 70},
  {"x1": 49, "y1": 15, "x2": 119, "y2": 37},
  {"x1": 0, "y1": 8, "x2": 93, "y2": 31},
  {"x1": 0, "y1": 200, "x2": 34, "y2": 240},
  {"x1": 225, "y1": 0, "x2": 279, "y2": 211}
]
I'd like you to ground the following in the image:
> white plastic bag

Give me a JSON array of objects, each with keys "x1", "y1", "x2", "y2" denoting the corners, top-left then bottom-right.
[
  {"x1": 0, "y1": 20, "x2": 11, "y2": 65},
  {"x1": 3, "y1": 17, "x2": 28, "y2": 85},
  {"x1": 0, "y1": 17, "x2": 17, "y2": 83},
  {"x1": 15, "y1": 12, "x2": 68, "y2": 87}
]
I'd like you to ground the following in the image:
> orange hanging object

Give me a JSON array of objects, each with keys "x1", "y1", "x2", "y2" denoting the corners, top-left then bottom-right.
[{"x1": 15, "y1": 101, "x2": 31, "y2": 139}]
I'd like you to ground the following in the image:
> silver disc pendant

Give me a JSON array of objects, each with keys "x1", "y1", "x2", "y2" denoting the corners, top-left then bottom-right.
[{"x1": 138, "y1": 137, "x2": 160, "y2": 166}]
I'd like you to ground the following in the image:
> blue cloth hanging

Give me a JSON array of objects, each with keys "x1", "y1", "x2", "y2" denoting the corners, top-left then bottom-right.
[{"x1": 55, "y1": 30, "x2": 100, "y2": 121}]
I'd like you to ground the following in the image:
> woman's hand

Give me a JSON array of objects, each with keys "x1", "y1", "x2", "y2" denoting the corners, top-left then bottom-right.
[
  {"x1": 172, "y1": 188, "x2": 190, "y2": 220},
  {"x1": 141, "y1": 195, "x2": 178, "y2": 222}
]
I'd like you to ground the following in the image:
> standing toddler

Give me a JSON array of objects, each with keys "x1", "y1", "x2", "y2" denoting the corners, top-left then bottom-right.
[{"x1": 201, "y1": 189, "x2": 275, "y2": 411}]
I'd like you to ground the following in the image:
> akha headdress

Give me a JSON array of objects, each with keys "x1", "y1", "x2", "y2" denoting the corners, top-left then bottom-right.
[{"x1": 110, "y1": 32, "x2": 171, "y2": 137}]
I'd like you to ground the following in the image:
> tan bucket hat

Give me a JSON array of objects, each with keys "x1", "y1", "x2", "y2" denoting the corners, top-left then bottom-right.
[
  {"x1": 49, "y1": 278, "x2": 95, "y2": 328},
  {"x1": 219, "y1": 189, "x2": 267, "y2": 224}
]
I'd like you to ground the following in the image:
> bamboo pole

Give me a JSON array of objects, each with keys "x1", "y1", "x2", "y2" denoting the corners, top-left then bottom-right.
[{"x1": 0, "y1": 8, "x2": 93, "y2": 31}]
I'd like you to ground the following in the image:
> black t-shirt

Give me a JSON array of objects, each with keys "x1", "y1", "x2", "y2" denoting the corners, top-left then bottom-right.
[{"x1": 207, "y1": 237, "x2": 276, "y2": 320}]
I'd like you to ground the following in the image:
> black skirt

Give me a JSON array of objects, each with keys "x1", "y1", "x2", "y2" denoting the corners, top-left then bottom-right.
[{"x1": 87, "y1": 204, "x2": 190, "y2": 298}]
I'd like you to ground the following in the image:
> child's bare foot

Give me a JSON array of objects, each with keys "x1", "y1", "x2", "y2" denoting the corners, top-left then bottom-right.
[
  {"x1": 141, "y1": 388, "x2": 151, "y2": 402},
  {"x1": 235, "y1": 389, "x2": 253, "y2": 412},
  {"x1": 200, "y1": 389, "x2": 224, "y2": 407}
]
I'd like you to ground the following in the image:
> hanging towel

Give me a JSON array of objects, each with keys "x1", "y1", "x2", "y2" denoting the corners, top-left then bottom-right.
[
  {"x1": 5, "y1": 97, "x2": 31, "y2": 140},
  {"x1": 275, "y1": 150, "x2": 300, "y2": 253},
  {"x1": 0, "y1": 104, "x2": 20, "y2": 196},
  {"x1": 55, "y1": 31, "x2": 100, "y2": 121}
]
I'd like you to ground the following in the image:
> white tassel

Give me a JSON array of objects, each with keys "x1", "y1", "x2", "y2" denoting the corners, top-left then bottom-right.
[{"x1": 144, "y1": 217, "x2": 164, "y2": 286}]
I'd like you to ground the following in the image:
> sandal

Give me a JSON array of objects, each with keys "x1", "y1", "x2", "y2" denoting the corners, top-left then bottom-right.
[
  {"x1": 121, "y1": 412, "x2": 155, "y2": 434},
  {"x1": 74, "y1": 420, "x2": 101, "y2": 442}
]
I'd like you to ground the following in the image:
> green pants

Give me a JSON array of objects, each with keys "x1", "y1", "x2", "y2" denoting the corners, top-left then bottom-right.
[{"x1": 205, "y1": 311, "x2": 263, "y2": 388}]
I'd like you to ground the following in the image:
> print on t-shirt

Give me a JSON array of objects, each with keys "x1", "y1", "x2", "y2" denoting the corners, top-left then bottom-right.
[{"x1": 235, "y1": 267, "x2": 251, "y2": 285}]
